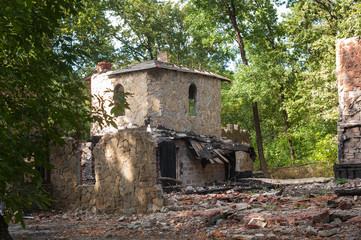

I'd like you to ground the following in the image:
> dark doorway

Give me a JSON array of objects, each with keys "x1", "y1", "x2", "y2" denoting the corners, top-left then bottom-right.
[
  {"x1": 159, "y1": 141, "x2": 177, "y2": 186},
  {"x1": 225, "y1": 153, "x2": 252, "y2": 182}
]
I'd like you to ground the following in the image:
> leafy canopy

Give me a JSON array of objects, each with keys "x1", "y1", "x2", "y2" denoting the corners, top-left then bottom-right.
[{"x1": 0, "y1": 0, "x2": 126, "y2": 228}]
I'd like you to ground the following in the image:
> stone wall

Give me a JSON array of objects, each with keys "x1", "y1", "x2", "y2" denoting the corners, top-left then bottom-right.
[
  {"x1": 175, "y1": 140, "x2": 225, "y2": 186},
  {"x1": 50, "y1": 130, "x2": 164, "y2": 214},
  {"x1": 90, "y1": 72, "x2": 149, "y2": 136},
  {"x1": 221, "y1": 124, "x2": 251, "y2": 146},
  {"x1": 147, "y1": 70, "x2": 222, "y2": 137},
  {"x1": 222, "y1": 124, "x2": 253, "y2": 173},
  {"x1": 50, "y1": 138, "x2": 82, "y2": 210},
  {"x1": 90, "y1": 69, "x2": 222, "y2": 137},
  {"x1": 336, "y1": 37, "x2": 361, "y2": 164}
]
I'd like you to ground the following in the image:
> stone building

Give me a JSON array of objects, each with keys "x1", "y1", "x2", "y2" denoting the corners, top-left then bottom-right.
[
  {"x1": 90, "y1": 55, "x2": 228, "y2": 137},
  {"x1": 335, "y1": 37, "x2": 361, "y2": 178},
  {"x1": 50, "y1": 53, "x2": 254, "y2": 214}
]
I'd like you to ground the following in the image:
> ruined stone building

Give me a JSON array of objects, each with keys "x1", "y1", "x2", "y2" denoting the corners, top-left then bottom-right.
[
  {"x1": 50, "y1": 53, "x2": 254, "y2": 214},
  {"x1": 335, "y1": 37, "x2": 361, "y2": 178}
]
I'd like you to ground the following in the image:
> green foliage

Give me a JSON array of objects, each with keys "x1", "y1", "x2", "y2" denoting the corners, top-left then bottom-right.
[
  {"x1": 0, "y1": 0, "x2": 125, "y2": 228},
  {"x1": 182, "y1": 1, "x2": 236, "y2": 73},
  {"x1": 56, "y1": 0, "x2": 119, "y2": 76},
  {"x1": 189, "y1": 99, "x2": 195, "y2": 116},
  {"x1": 335, "y1": 178, "x2": 348, "y2": 185},
  {"x1": 219, "y1": 0, "x2": 353, "y2": 171},
  {"x1": 312, "y1": 134, "x2": 337, "y2": 164},
  {"x1": 215, "y1": 0, "x2": 296, "y2": 168},
  {"x1": 283, "y1": 0, "x2": 360, "y2": 125},
  {"x1": 108, "y1": 90, "x2": 131, "y2": 118},
  {"x1": 266, "y1": 204, "x2": 278, "y2": 210},
  {"x1": 109, "y1": 0, "x2": 180, "y2": 62},
  {"x1": 1, "y1": 0, "x2": 79, "y2": 226},
  {"x1": 108, "y1": 0, "x2": 234, "y2": 74}
]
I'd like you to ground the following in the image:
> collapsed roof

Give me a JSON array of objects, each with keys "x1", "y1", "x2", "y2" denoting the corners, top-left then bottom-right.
[{"x1": 151, "y1": 127, "x2": 256, "y2": 165}]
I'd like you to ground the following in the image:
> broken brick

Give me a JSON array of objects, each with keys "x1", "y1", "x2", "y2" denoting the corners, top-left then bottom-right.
[
  {"x1": 312, "y1": 210, "x2": 330, "y2": 224},
  {"x1": 245, "y1": 224, "x2": 260, "y2": 229}
]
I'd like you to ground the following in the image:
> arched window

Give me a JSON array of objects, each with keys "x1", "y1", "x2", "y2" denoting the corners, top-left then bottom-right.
[
  {"x1": 113, "y1": 84, "x2": 125, "y2": 116},
  {"x1": 188, "y1": 83, "x2": 197, "y2": 116}
]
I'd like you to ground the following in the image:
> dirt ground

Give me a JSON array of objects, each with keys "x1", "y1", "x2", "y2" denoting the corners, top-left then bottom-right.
[{"x1": 8, "y1": 178, "x2": 361, "y2": 240}]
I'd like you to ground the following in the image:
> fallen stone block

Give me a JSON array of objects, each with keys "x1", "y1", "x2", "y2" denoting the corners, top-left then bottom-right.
[
  {"x1": 231, "y1": 234, "x2": 253, "y2": 240},
  {"x1": 336, "y1": 197, "x2": 354, "y2": 210},
  {"x1": 330, "y1": 211, "x2": 357, "y2": 222},
  {"x1": 248, "y1": 216, "x2": 268, "y2": 228},
  {"x1": 344, "y1": 215, "x2": 361, "y2": 226},
  {"x1": 302, "y1": 225, "x2": 318, "y2": 237},
  {"x1": 318, "y1": 228, "x2": 338, "y2": 237},
  {"x1": 311, "y1": 210, "x2": 330, "y2": 224}
]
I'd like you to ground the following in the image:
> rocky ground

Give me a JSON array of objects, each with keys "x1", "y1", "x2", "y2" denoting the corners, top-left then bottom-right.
[{"x1": 9, "y1": 178, "x2": 361, "y2": 240}]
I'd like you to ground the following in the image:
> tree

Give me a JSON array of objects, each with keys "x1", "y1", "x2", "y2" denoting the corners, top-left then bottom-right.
[
  {"x1": 107, "y1": 0, "x2": 235, "y2": 74},
  {"x1": 109, "y1": 0, "x2": 187, "y2": 63},
  {"x1": 282, "y1": 0, "x2": 361, "y2": 165},
  {"x1": 228, "y1": 50, "x2": 297, "y2": 167},
  {"x1": 0, "y1": 0, "x2": 125, "y2": 237},
  {"x1": 55, "y1": 0, "x2": 120, "y2": 76},
  {"x1": 188, "y1": 0, "x2": 283, "y2": 177}
]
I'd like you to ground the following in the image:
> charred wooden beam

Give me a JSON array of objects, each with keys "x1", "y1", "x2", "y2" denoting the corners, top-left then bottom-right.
[
  {"x1": 158, "y1": 177, "x2": 182, "y2": 184},
  {"x1": 335, "y1": 189, "x2": 361, "y2": 196}
]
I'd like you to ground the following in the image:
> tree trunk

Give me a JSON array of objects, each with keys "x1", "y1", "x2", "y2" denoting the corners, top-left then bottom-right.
[
  {"x1": 223, "y1": 0, "x2": 248, "y2": 66},
  {"x1": 223, "y1": 0, "x2": 269, "y2": 177},
  {"x1": 0, "y1": 215, "x2": 12, "y2": 240},
  {"x1": 252, "y1": 103, "x2": 270, "y2": 178},
  {"x1": 280, "y1": 87, "x2": 295, "y2": 162},
  {"x1": 282, "y1": 109, "x2": 295, "y2": 162}
]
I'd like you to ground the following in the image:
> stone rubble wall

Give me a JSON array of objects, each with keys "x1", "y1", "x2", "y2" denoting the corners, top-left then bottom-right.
[
  {"x1": 336, "y1": 37, "x2": 361, "y2": 164},
  {"x1": 222, "y1": 124, "x2": 253, "y2": 172},
  {"x1": 235, "y1": 151, "x2": 253, "y2": 172},
  {"x1": 50, "y1": 138, "x2": 81, "y2": 210},
  {"x1": 90, "y1": 72, "x2": 149, "y2": 136},
  {"x1": 175, "y1": 140, "x2": 225, "y2": 186},
  {"x1": 147, "y1": 70, "x2": 222, "y2": 137},
  {"x1": 221, "y1": 124, "x2": 251, "y2": 146},
  {"x1": 49, "y1": 130, "x2": 164, "y2": 214}
]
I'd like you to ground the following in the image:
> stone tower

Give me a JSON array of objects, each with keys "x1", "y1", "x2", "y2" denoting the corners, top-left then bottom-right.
[{"x1": 335, "y1": 37, "x2": 361, "y2": 178}]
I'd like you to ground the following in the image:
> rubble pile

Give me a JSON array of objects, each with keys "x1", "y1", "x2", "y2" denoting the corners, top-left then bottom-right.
[{"x1": 9, "y1": 178, "x2": 361, "y2": 239}]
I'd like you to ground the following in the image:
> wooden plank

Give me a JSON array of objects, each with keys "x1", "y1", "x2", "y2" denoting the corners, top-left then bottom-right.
[
  {"x1": 213, "y1": 157, "x2": 224, "y2": 164},
  {"x1": 158, "y1": 177, "x2": 182, "y2": 184},
  {"x1": 213, "y1": 149, "x2": 230, "y2": 163},
  {"x1": 189, "y1": 140, "x2": 213, "y2": 159}
]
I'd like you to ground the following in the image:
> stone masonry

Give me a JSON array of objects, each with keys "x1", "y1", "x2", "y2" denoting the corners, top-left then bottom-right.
[
  {"x1": 146, "y1": 70, "x2": 221, "y2": 136},
  {"x1": 91, "y1": 71, "x2": 149, "y2": 135},
  {"x1": 90, "y1": 63, "x2": 222, "y2": 137},
  {"x1": 50, "y1": 129, "x2": 164, "y2": 214},
  {"x1": 51, "y1": 58, "x2": 254, "y2": 214},
  {"x1": 335, "y1": 37, "x2": 361, "y2": 178}
]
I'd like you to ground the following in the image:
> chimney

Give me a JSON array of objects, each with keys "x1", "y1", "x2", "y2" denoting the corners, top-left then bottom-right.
[
  {"x1": 157, "y1": 51, "x2": 168, "y2": 62},
  {"x1": 96, "y1": 62, "x2": 112, "y2": 73}
]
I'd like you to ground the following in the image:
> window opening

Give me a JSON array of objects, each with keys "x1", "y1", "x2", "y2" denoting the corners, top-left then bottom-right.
[
  {"x1": 113, "y1": 84, "x2": 125, "y2": 116},
  {"x1": 189, "y1": 84, "x2": 197, "y2": 116}
]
